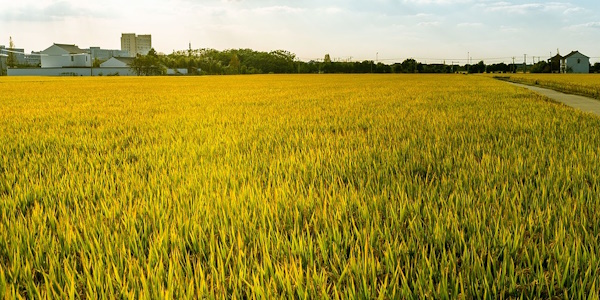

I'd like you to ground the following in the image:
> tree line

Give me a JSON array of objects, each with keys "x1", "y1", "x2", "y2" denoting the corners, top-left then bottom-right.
[
  {"x1": 131, "y1": 49, "x2": 469, "y2": 75},
  {"x1": 126, "y1": 48, "x2": 600, "y2": 76}
]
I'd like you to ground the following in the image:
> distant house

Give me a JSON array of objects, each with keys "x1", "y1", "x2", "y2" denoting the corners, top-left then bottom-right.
[
  {"x1": 547, "y1": 54, "x2": 562, "y2": 73},
  {"x1": 0, "y1": 46, "x2": 27, "y2": 66},
  {"x1": 88, "y1": 47, "x2": 129, "y2": 62},
  {"x1": 100, "y1": 57, "x2": 135, "y2": 68},
  {"x1": 561, "y1": 51, "x2": 589, "y2": 73},
  {"x1": 41, "y1": 43, "x2": 91, "y2": 68}
]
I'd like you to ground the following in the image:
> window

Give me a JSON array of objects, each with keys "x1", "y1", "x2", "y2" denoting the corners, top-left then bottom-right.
[
  {"x1": 71, "y1": 56, "x2": 74, "y2": 62},
  {"x1": 577, "y1": 58, "x2": 581, "y2": 64}
]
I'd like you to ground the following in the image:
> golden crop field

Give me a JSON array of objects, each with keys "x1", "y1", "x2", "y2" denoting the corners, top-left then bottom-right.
[
  {"x1": 496, "y1": 73, "x2": 600, "y2": 100},
  {"x1": 1, "y1": 74, "x2": 599, "y2": 298}
]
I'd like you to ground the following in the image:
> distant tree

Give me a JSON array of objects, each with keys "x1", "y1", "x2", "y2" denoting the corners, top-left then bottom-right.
[
  {"x1": 374, "y1": 62, "x2": 391, "y2": 73},
  {"x1": 7, "y1": 36, "x2": 16, "y2": 68},
  {"x1": 401, "y1": 59, "x2": 418, "y2": 73},
  {"x1": 530, "y1": 61, "x2": 550, "y2": 73},
  {"x1": 549, "y1": 56, "x2": 561, "y2": 73},
  {"x1": 487, "y1": 63, "x2": 510, "y2": 73},
  {"x1": 147, "y1": 48, "x2": 158, "y2": 58},
  {"x1": 268, "y1": 50, "x2": 296, "y2": 73},
  {"x1": 593, "y1": 63, "x2": 600, "y2": 73},
  {"x1": 321, "y1": 54, "x2": 332, "y2": 73},
  {"x1": 130, "y1": 48, "x2": 166, "y2": 76},
  {"x1": 0, "y1": 56, "x2": 5, "y2": 76},
  {"x1": 229, "y1": 53, "x2": 240, "y2": 74},
  {"x1": 468, "y1": 60, "x2": 486, "y2": 73},
  {"x1": 93, "y1": 58, "x2": 103, "y2": 68}
]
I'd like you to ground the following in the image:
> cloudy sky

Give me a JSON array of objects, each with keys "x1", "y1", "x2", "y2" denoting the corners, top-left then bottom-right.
[{"x1": 1, "y1": 0, "x2": 599, "y2": 63}]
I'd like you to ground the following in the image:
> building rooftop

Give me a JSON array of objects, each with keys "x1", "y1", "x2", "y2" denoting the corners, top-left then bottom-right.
[
  {"x1": 113, "y1": 57, "x2": 135, "y2": 65},
  {"x1": 563, "y1": 51, "x2": 589, "y2": 59},
  {"x1": 53, "y1": 43, "x2": 86, "y2": 54}
]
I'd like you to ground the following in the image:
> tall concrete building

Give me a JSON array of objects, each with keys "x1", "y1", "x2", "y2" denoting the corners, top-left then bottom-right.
[{"x1": 121, "y1": 33, "x2": 152, "y2": 57}]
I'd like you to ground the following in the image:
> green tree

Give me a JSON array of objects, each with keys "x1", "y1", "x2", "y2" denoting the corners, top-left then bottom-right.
[
  {"x1": 229, "y1": 53, "x2": 240, "y2": 74},
  {"x1": 7, "y1": 37, "x2": 16, "y2": 68},
  {"x1": 401, "y1": 59, "x2": 418, "y2": 73},
  {"x1": 0, "y1": 56, "x2": 5, "y2": 76},
  {"x1": 469, "y1": 60, "x2": 487, "y2": 73},
  {"x1": 530, "y1": 61, "x2": 550, "y2": 73},
  {"x1": 130, "y1": 48, "x2": 166, "y2": 76},
  {"x1": 93, "y1": 58, "x2": 103, "y2": 68},
  {"x1": 322, "y1": 54, "x2": 332, "y2": 73}
]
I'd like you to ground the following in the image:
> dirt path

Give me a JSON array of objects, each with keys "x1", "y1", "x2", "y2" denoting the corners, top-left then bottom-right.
[{"x1": 505, "y1": 81, "x2": 600, "y2": 116}]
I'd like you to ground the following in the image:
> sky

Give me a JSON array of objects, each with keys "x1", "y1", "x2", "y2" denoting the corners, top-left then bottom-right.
[{"x1": 1, "y1": 0, "x2": 599, "y2": 64}]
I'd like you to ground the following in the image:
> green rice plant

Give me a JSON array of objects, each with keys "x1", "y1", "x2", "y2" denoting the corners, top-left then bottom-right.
[
  {"x1": 496, "y1": 73, "x2": 600, "y2": 100},
  {"x1": 0, "y1": 74, "x2": 599, "y2": 298}
]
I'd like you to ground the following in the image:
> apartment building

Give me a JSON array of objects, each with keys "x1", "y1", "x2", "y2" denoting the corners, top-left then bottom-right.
[{"x1": 121, "y1": 33, "x2": 152, "y2": 57}]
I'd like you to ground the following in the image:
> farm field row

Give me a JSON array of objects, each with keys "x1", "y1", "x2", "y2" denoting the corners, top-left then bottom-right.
[
  {"x1": 1, "y1": 74, "x2": 599, "y2": 298},
  {"x1": 494, "y1": 73, "x2": 600, "y2": 100}
]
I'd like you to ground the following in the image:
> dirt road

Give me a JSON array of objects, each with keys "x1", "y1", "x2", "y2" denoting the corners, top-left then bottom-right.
[{"x1": 506, "y1": 81, "x2": 600, "y2": 116}]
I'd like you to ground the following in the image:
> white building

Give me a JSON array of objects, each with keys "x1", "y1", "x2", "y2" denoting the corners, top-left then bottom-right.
[
  {"x1": 0, "y1": 46, "x2": 33, "y2": 66},
  {"x1": 25, "y1": 52, "x2": 41, "y2": 66},
  {"x1": 561, "y1": 51, "x2": 589, "y2": 73},
  {"x1": 0, "y1": 47, "x2": 6, "y2": 75},
  {"x1": 99, "y1": 57, "x2": 135, "y2": 68},
  {"x1": 88, "y1": 47, "x2": 129, "y2": 62},
  {"x1": 121, "y1": 33, "x2": 152, "y2": 57},
  {"x1": 40, "y1": 44, "x2": 91, "y2": 68}
]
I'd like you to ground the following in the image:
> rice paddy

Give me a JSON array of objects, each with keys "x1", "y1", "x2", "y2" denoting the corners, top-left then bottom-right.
[
  {"x1": 496, "y1": 73, "x2": 600, "y2": 100},
  {"x1": 1, "y1": 74, "x2": 599, "y2": 298}
]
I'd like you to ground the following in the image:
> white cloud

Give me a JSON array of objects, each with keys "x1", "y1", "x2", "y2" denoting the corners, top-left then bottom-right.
[
  {"x1": 318, "y1": 7, "x2": 344, "y2": 14},
  {"x1": 252, "y1": 6, "x2": 306, "y2": 14},
  {"x1": 565, "y1": 21, "x2": 600, "y2": 30},
  {"x1": 499, "y1": 25, "x2": 521, "y2": 33},
  {"x1": 403, "y1": 0, "x2": 472, "y2": 4},
  {"x1": 563, "y1": 7, "x2": 584, "y2": 14},
  {"x1": 457, "y1": 22, "x2": 483, "y2": 27},
  {"x1": 482, "y1": 2, "x2": 582, "y2": 15},
  {"x1": 1, "y1": 0, "x2": 109, "y2": 21},
  {"x1": 1, "y1": 0, "x2": 600, "y2": 62},
  {"x1": 418, "y1": 21, "x2": 441, "y2": 26}
]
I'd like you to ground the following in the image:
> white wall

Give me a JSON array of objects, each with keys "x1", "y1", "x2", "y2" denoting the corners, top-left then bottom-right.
[
  {"x1": 566, "y1": 53, "x2": 589, "y2": 73},
  {"x1": 8, "y1": 67, "x2": 190, "y2": 76},
  {"x1": 73, "y1": 54, "x2": 91, "y2": 67},
  {"x1": 41, "y1": 45, "x2": 68, "y2": 68},
  {"x1": 41, "y1": 55, "x2": 91, "y2": 68},
  {"x1": 40, "y1": 44, "x2": 91, "y2": 68},
  {"x1": 8, "y1": 67, "x2": 134, "y2": 76},
  {"x1": 41, "y1": 56, "x2": 70, "y2": 68}
]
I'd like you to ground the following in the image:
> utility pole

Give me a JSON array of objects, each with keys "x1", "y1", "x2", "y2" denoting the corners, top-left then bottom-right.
[
  {"x1": 523, "y1": 54, "x2": 527, "y2": 73},
  {"x1": 467, "y1": 51, "x2": 470, "y2": 73},
  {"x1": 451, "y1": 61, "x2": 459, "y2": 73},
  {"x1": 512, "y1": 57, "x2": 515, "y2": 73}
]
